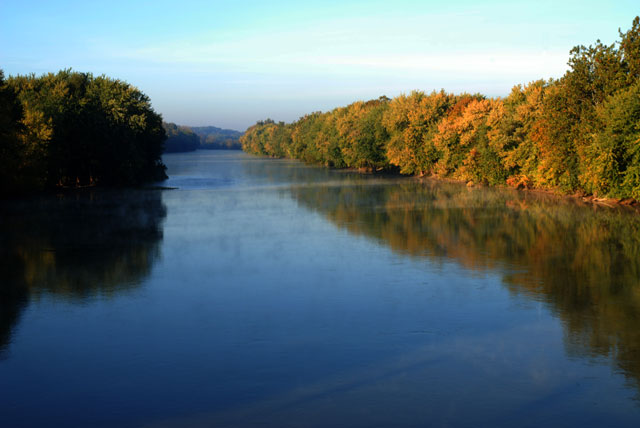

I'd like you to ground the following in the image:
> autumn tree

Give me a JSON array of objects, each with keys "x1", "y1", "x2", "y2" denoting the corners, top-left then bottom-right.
[{"x1": 242, "y1": 17, "x2": 640, "y2": 200}]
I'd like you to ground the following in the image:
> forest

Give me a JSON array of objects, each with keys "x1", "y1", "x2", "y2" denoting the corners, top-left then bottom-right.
[
  {"x1": 163, "y1": 122, "x2": 200, "y2": 153},
  {"x1": 241, "y1": 17, "x2": 640, "y2": 201},
  {"x1": 0, "y1": 69, "x2": 167, "y2": 195},
  {"x1": 193, "y1": 126, "x2": 243, "y2": 150},
  {"x1": 163, "y1": 123, "x2": 242, "y2": 152}
]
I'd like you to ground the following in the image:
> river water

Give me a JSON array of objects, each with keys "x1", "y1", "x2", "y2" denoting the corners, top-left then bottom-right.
[{"x1": 2, "y1": 150, "x2": 640, "y2": 427}]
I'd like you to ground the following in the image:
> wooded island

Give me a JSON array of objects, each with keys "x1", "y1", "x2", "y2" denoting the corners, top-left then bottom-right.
[
  {"x1": 0, "y1": 70, "x2": 167, "y2": 195},
  {"x1": 0, "y1": 69, "x2": 242, "y2": 196}
]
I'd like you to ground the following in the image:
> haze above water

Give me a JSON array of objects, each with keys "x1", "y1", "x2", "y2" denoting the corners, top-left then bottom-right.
[{"x1": 2, "y1": 151, "x2": 640, "y2": 427}]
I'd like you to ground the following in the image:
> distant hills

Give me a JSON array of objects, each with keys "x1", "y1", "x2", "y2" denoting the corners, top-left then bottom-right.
[{"x1": 163, "y1": 122, "x2": 243, "y2": 153}]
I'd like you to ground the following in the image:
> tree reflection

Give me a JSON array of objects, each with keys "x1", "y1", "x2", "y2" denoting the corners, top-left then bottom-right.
[
  {"x1": 0, "y1": 190, "x2": 166, "y2": 356},
  {"x1": 290, "y1": 179, "x2": 640, "y2": 390}
]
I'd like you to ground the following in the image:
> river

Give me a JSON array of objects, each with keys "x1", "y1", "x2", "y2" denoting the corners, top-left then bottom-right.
[{"x1": 2, "y1": 150, "x2": 640, "y2": 427}]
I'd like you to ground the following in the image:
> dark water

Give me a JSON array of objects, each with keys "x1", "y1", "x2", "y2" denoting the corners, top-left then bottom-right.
[{"x1": 2, "y1": 150, "x2": 640, "y2": 427}]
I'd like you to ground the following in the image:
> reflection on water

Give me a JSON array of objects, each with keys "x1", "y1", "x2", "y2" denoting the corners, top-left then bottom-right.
[
  {"x1": 3, "y1": 151, "x2": 640, "y2": 427},
  {"x1": 288, "y1": 178, "x2": 640, "y2": 390},
  {"x1": 0, "y1": 190, "x2": 166, "y2": 356}
]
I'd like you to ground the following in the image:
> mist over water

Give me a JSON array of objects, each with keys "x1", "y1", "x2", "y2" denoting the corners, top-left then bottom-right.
[{"x1": 1, "y1": 150, "x2": 640, "y2": 427}]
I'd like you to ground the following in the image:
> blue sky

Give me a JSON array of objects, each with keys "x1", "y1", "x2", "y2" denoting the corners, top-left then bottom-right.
[{"x1": 1, "y1": 0, "x2": 638, "y2": 131}]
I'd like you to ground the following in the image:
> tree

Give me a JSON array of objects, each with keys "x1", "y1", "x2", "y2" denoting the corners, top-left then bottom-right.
[
  {"x1": 4, "y1": 70, "x2": 167, "y2": 194},
  {"x1": 163, "y1": 122, "x2": 200, "y2": 153},
  {"x1": 0, "y1": 70, "x2": 26, "y2": 194}
]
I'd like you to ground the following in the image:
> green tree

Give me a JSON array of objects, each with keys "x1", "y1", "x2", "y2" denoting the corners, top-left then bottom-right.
[
  {"x1": 5, "y1": 70, "x2": 167, "y2": 193},
  {"x1": 0, "y1": 70, "x2": 25, "y2": 194}
]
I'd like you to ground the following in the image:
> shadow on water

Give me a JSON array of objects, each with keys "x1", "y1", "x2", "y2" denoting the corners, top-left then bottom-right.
[
  {"x1": 239, "y1": 156, "x2": 640, "y2": 394},
  {"x1": 0, "y1": 189, "x2": 167, "y2": 358}
]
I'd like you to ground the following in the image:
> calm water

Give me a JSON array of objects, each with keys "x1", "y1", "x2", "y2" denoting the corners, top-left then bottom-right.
[{"x1": 2, "y1": 150, "x2": 640, "y2": 427}]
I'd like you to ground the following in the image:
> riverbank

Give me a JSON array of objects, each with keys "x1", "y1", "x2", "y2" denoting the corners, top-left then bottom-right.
[{"x1": 241, "y1": 17, "x2": 640, "y2": 202}]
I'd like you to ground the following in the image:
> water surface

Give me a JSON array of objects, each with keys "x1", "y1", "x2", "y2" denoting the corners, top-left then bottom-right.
[{"x1": 2, "y1": 150, "x2": 640, "y2": 427}]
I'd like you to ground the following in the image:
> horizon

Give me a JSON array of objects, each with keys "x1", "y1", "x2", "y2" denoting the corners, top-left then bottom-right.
[{"x1": 2, "y1": 0, "x2": 638, "y2": 131}]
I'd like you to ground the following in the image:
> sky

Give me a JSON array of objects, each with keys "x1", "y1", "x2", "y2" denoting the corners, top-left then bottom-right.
[{"x1": 1, "y1": 0, "x2": 638, "y2": 131}]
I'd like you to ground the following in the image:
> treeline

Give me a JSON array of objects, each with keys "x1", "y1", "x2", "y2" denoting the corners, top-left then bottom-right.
[
  {"x1": 192, "y1": 126, "x2": 243, "y2": 150},
  {"x1": 242, "y1": 17, "x2": 640, "y2": 200},
  {"x1": 162, "y1": 123, "x2": 243, "y2": 152},
  {"x1": 0, "y1": 69, "x2": 167, "y2": 195},
  {"x1": 163, "y1": 122, "x2": 200, "y2": 152}
]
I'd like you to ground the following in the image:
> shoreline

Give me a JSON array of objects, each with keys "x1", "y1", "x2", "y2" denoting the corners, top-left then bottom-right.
[{"x1": 306, "y1": 160, "x2": 640, "y2": 212}]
